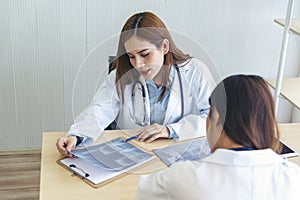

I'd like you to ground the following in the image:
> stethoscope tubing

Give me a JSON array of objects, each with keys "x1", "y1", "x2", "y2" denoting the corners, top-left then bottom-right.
[{"x1": 132, "y1": 66, "x2": 184, "y2": 126}]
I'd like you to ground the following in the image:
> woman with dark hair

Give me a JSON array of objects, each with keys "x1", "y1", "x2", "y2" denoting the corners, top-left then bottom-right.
[
  {"x1": 137, "y1": 74, "x2": 300, "y2": 200},
  {"x1": 56, "y1": 12, "x2": 215, "y2": 157}
]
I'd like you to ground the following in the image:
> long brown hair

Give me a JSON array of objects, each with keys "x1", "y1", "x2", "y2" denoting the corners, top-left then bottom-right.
[
  {"x1": 110, "y1": 12, "x2": 191, "y2": 102},
  {"x1": 209, "y1": 75, "x2": 281, "y2": 153}
]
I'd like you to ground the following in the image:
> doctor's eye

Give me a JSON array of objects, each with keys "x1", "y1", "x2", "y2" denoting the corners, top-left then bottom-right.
[{"x1": 140, "y1": 53, "x2": 149, "y2": 58}]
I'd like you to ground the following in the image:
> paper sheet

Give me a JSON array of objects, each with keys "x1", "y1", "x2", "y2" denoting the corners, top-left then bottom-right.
[
  {"x1": 59, "y1": 137, "x2": 154, "y2": 185},
  {"x1": 153, "y1": 138, "x2": 211, "y2": 166}
]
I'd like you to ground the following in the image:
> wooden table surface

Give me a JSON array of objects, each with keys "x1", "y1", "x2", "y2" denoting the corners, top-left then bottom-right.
[
  {"x1": 39, "y1": 130, "x2": 168, "y2": 200},
  {"x1": 278, "y1": 123, "x2": 300, "y2": 166},
  {"x1": 39, "y1": 124, "x2": 300, "y2": 199}
]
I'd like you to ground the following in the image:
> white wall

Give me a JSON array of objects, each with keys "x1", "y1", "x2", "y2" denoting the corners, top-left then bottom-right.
[{"x1": 1, "y1": 0, "x2": 300, "y2": 150}]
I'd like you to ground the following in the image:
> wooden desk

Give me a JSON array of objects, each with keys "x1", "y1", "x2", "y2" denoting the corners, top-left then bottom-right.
[
  {"x1": 39, "y1": 130, "x2": 168, "y2": 200},
  {"x1": 278, "y1": 123, "x2": 300, "y2": 166},
  {"x1": 39, "y1": 125, "x2": 300, "y2": 199}
]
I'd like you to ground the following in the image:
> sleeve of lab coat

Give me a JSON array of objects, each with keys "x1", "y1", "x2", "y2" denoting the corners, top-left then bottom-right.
[
  {"x1": 66, "y1": 71, "x2": 121, "y2": 145},
  {"x1": 169, "y1": 58, "x2": 215, "y2": 141},
  {"x1": 169, "y1": 114, "x2": 208, "y2": 141}
]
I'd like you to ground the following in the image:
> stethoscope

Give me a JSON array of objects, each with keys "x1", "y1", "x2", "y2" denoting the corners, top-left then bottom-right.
[{"x1": 132, "y1": 66, "x2": 184, "y2": 126}]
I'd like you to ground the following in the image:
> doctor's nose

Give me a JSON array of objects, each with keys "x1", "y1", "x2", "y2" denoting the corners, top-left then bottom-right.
[{"x1": 134, "y1": 57, "x2": 145, "y2": 69}]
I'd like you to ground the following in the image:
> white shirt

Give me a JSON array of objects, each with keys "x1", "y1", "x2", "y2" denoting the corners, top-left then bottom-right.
[{"x1": 137, "y1": 149, "x2": 300, "y2": 200}]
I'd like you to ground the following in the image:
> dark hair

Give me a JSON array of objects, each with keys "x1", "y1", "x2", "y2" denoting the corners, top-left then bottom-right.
[
  {"x1": 209, "y1": 74, "x2": 281, "y2": 153},
  {"x1": 111, "y1": 12, "x2": 191, "y2": 102}
]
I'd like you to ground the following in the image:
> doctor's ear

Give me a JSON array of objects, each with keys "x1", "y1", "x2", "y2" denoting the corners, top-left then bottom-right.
[
  {"x1": 161, "y1": 39, "x2": 169, "y2": 54},
  {"x1": 210, "y1": 107, "x2": 222, "y2": 127}
]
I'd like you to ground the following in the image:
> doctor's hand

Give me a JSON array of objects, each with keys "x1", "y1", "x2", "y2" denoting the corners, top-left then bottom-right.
[
  {"x1": 136, "y1": 123, "x2": 170, "y2": 143},
  {"x1": 56, "y1": 136, "x2": 77, "y2": 157}
]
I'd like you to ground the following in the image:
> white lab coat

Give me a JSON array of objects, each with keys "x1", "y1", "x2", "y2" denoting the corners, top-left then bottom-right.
[
  {"x1": 67, "y1": 58, "x2": 215, "y2": 144},
  {"x1": 136, "y1": 149, "x2": 300, "y2": 200}
]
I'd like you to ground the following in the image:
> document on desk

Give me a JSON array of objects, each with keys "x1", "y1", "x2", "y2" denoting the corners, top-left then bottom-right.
[
  {"x1": 153, "y1": 138, "x2": 211, "y2": 167},
  {"x1": 58, "y1": 137, "x2": 154, "y2": 187}
]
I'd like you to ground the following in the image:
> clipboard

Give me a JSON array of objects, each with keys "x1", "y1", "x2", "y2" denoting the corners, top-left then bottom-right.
[{"x1": 57, "y1": 137, "x2": 155, "y2": 188}]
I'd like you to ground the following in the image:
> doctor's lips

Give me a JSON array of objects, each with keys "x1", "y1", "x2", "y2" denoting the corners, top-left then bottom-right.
[{"x1": 139, "y1": 69, "x2": 151, "y2": 76}]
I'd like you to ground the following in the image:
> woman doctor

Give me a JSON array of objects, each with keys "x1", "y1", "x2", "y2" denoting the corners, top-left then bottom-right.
[
  {"x1": 56, "y1": 11, "x2": 215, "y2": 157},
  {"x1": 137, "y1": 75, "x2": 300, "y2": 200}
]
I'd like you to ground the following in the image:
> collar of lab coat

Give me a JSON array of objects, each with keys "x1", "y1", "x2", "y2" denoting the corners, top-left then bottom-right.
[
  {"x1": 203, "y1": 148, "x2": 285, "y2": 167},
  {"x1": 163, "y1": 66, "x2": 184, "y2": 123},
  {"x1": 136, "y1": 66, "x2": 179, "y2": 125}
]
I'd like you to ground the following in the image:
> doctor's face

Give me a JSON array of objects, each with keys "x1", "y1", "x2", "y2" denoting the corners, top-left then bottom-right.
[{"x1": 124, "y1": 36, "x2": 168, "y2": 80}]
